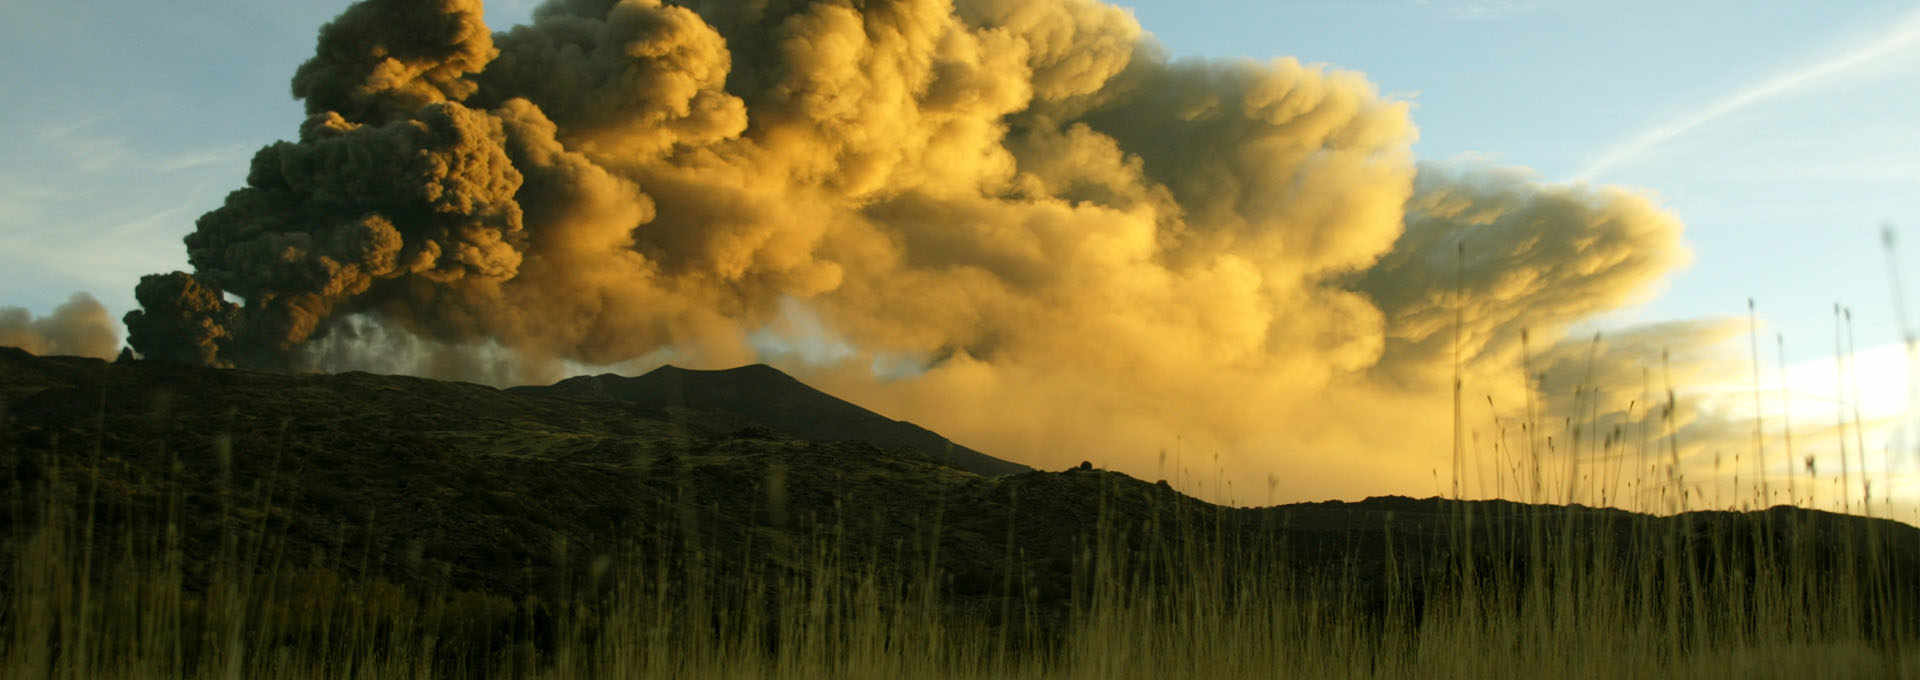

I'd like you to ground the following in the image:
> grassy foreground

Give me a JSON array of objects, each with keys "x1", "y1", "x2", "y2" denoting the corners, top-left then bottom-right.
[{"x1": 5, "y1": 421, "x2": 1918, "y2": 680}]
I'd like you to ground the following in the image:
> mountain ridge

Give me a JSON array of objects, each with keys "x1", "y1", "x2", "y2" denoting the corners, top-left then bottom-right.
[{"x1": 510, "y1": 362, "x2": 1032, "y2": 477}]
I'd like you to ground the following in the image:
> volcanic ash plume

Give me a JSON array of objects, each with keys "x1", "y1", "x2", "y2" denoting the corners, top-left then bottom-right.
[
  {"x1": 126, "y1": 0, "x2": 1697, "y2": 500},
  {"x1": 1, "y1": 292, "x2": 121, "y2": 359}
]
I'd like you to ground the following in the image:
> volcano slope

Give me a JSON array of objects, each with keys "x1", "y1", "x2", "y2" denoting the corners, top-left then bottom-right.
[
  {"x1": 3, "y1": 346, "x2": 1919, "y2": 660},
  {"x1": 508, "y1": 363, "x2": 1032, "y2": 477}
]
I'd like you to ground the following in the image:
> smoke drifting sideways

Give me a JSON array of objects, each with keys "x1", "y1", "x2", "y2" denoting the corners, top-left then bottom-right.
[
  {"x1": 124, "y1": 0, "x2": 1712, "y2": 502},
  {"x1": 1, "y1": 293, "x2": 121, "y2": 360}
]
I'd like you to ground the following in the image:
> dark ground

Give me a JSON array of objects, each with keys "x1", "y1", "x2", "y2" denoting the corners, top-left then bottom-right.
[{"x1": 4, "y1": 346, "x2": 1918, "y2": 654}]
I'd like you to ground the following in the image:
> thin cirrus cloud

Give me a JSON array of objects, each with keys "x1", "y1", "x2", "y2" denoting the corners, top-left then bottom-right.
[{"x1": 1572, "y1": 7, "x2": 1920, "y2": 184}]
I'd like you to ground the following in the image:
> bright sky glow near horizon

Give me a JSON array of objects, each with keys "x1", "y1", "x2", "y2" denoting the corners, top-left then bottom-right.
[{"x1": 2, "y1": 0, "x2": 1918, "y2": 515}]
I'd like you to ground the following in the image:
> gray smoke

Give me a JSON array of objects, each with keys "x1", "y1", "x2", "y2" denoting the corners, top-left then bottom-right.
[{"x1": 1, "y1": 292, "x2": 121, "y2": 359}]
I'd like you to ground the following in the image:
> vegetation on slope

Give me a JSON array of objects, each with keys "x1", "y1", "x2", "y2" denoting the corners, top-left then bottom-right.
[{"x1": 3, "y1": 347, "x2": 1917, "y2": 678}]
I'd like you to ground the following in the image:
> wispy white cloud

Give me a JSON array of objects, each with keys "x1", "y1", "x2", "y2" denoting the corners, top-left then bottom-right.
[
  {"x1": 0, "y1": 199, "x2": 195, "y2": 286},
  {"x1": 1573, "y1": 7, "x2": 1920, "y2": 183},
  {"x1": 154, "y1": 143, "x2": 254, "y2": 173},
  {"x1": 32, "y1": 116, "x2": 135, "y2": 174},
  {"x1": 0, "y1": 116, "x2": 222, "y2": 309}
]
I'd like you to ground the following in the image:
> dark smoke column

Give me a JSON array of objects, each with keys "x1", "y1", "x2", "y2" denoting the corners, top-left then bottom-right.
[
  {"x1": 124, "y1": 0, "x2": 526, "y2": 369},
  {"x1": 123, "y1": 272, "x2": 242, "y2": 366}
]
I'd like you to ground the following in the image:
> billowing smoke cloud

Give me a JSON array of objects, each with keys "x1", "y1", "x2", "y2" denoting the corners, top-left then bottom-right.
[
  {"x1": 1358, "y1": 166, "x2": 1690, "y2": 388},
  {"x1": 127, "y1": 0, "x2": 1699, "y2": 503},
  {"x1": 1, "y1": 292, "x2": 121, "y2": 359}
]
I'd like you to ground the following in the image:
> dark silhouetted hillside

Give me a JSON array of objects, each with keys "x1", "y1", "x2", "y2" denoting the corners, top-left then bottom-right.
[
  {"x1": 511, "y1": 364, "x2": 1032, "y2": 477},
  {"x1": 3, "y1": 346, "x2": 1919, "y2": 658}
]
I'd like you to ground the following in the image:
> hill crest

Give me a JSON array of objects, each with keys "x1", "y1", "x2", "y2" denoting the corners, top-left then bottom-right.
[{"x1": 512, "y1": 362, "x2": 1032, "y2": 477}]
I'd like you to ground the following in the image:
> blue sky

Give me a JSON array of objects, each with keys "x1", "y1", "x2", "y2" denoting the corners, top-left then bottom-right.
[
  {"x1": 1123, "y1": 0, "x2": 1920, "y2": 363},
  {"x1": 2, "y1": 0, "x2": 1916, "y2": 362}
]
